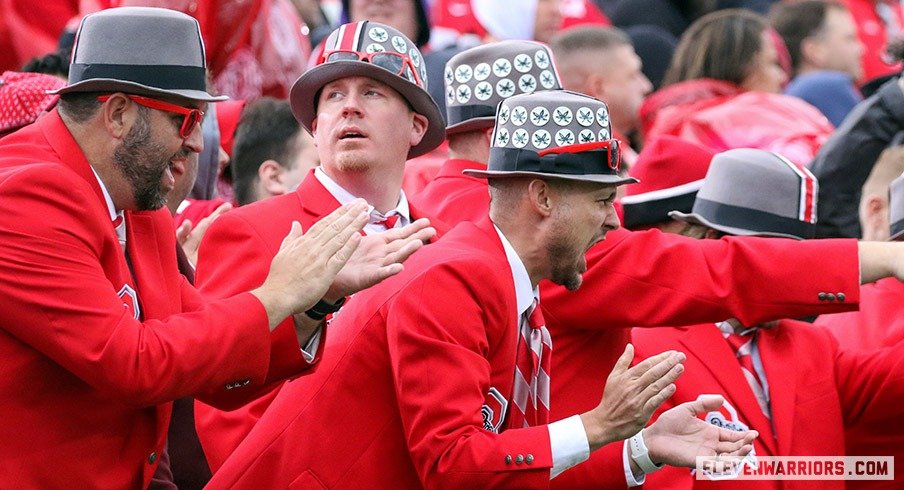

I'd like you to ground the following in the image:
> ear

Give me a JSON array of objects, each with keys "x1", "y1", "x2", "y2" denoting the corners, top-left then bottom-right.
[
  {"x1": 800, "y1": 37, "x2": 824, "y2": 68},
  {"x1": 860, "y1": 195, "x2": 890, "y2": 241},
  {"x1": 258, "y1": 160, "x2": 288, "y2": 195},
  {"x1": 100, "y1": 93, "x2": 133, "y2": 139},
  {"x1": 585, "y1": 71, "x2": 608, "y2": 100},
  {"x1": 408, "y1": 112, "x2": 429, "y2": 148},
  {"x1": 527, "y1": 179, "x2": 554, "y2": 217}
]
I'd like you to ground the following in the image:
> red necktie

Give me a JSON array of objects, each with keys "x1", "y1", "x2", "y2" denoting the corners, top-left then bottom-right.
[
  {"x1": 374, "y1": 214, "x2": 399, "y2": 229},
  {"x1": 725, "y1": 330, "x2": 770, "y2": 417},
  {"x1": 509, "y1": 299, "x2": 552, "y2": 428}
]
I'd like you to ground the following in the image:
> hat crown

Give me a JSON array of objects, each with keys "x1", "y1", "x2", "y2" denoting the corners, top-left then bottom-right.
[
  {"x1": 318, "y1": 21, "x2": 428, "y2": 92},
  {"x1": 72, "y1": 7, "x2": 205, "y2": 68},
  {"x1": 890, "y1": 173, "x2": 904, "y2": 240},
  {"x1": 56, "y1": 7, "x2": 223, "y2": 102},
  {"x1": 445, "y1": 40, "x2": 561, "y2": 129},
  {"x1": 492, "y1": 90, "x2": 612, "y2": 153},
  {"x1": 686, "y1": 148, "x2": 818, "y2": 238}
]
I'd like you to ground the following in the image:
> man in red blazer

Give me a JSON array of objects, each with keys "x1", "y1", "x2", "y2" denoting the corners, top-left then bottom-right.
[
  {"x1": 209, "y1": 89, "x2": 759, "y2": 489},
  {"x1": 410, "y1": 40, "x2": 904, "y2": 487},
  {"x1": 629, "y1": 149, "x2": 904, "y2": 490},
  {"x1": 0, "y1": 7, "x2": 382, "y2": 489},
  {"x1": 193, "y1": 20, "x2": 447, "y2": 471}
]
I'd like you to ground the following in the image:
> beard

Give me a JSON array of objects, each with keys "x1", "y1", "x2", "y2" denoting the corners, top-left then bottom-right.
[
  {"x1": 112, "y1": 109, "x2": 173, "y2": 211},
  {"x1": 546, "y1": 231, "x2": 585, "y2": 291}
]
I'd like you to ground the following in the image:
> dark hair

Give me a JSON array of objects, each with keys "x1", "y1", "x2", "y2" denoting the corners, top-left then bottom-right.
[
  {"x1": 663, "y1": 9, "x2": 768, "y2": 87},
  {"x1": 230, "y1": 97, "x2": 303, "y2": 206},
  {"x1": 769, "y1": 0, "x2": 846, "y2": 74},
  {"x1": 57, "y1": 92, "x2": 104, "y2": 123},
  {"x1": 21, "y1": 50, "x2": 71, "y2": 79}
]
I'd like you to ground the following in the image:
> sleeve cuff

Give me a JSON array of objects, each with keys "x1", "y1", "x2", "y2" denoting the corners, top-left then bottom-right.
[
  {"x1": 300, "y1": 327, "x2": 322, "y2": 363},
  {"x1": 549, "y1": 415, "x2": 590, "y2": 479},
  {"x1": 623, "y1": 438, "x2": 646, "y2": 487}
]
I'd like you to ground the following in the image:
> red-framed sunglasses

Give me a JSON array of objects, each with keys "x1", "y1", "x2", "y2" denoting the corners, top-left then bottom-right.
[
  {"x1": 323, "y1": 50, "x2": 422, "y2": 86},
  {"x1": 97, "y1": 94, "x2": 204, "y2": 139},
  {"x1": 538, "y1": 139, "x2": 622, "y2": 172}
]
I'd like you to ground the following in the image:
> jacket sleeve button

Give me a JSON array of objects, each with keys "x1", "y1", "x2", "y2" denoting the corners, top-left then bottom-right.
[
  {"x1": 837, "y1": 292, "x2": 845, "y2": 302},
  {"x1": 817, "y1": 292, "x2": 827, "y2": 301},
  {"x1": 525, "y1": 454, "x2": 534, "y2": 464},
  {"x1": 148, "y1": 452, "x2": 157, "y2": 464},
  {"x1": 515, "y1": 454, "x2": 524, "y2": 465},
  {"x1": 505, "y1": 455, "x2": 512, "y2": 465},
  {"x1": 826, "y1": 293, "x2": 836, "y2": 301}
]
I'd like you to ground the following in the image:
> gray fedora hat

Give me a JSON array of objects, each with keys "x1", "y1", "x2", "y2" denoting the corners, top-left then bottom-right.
[
  {"x1": 291, "y1": 21, "x2": 444, "y2": 159},
  {"x1": 669, "y1": 149, "x2": 819, "y2": 239},
  {"x1": 444, "y1": 40, "x2": 562, "y2": 136},
  {"x1": 890, "y1": 173, "x2": 904, "y2": 240},
  {"x1": 463, "y1": 90, "x2": 638, "y2": 186},
  {"x1": 50, "y1": 7, "x2": 226, "y2": 102}
]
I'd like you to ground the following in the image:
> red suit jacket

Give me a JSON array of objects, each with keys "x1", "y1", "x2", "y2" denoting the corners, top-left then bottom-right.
[
  {"x1": 0, "y1": 111, "x2": 308, "y2": 488},
  {"x1": 815, "y1": 278, "x2": 904, "y2": 489},
  {"x1": 208, "y1": 218, "x2": 557, "y2": 489},
  {"x1": 412, "y1": 157, "x2": 863, "y2": 488},
  {"x1": 628, "y1": 320, "x2": 904, "y2": 489},
  {"x1": 194, "y1": 168, "x2": 445, "y2": 472}
]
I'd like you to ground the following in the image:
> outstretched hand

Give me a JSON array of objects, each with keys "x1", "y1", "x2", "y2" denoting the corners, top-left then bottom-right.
[
  {"x1": 324, "y1": 218, "x2": 436, "y2": 301},
  {"x1": 580, "y1": 344, "x2": 686, "y2": 451},
  {"x1": 644, "y1": 394, "x2": 758, "y2": 468}
]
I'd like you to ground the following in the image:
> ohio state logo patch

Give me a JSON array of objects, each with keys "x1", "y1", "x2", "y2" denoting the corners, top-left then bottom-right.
[
  {"x1": 697, "y1": 396, "x2": 758, "y2": 479},
  {"x1": 481, "y1": 387, "x2": 508, "y2": 433},
  {"x1": 117, "y1": 284, "x2": 140, "y2": 320}
]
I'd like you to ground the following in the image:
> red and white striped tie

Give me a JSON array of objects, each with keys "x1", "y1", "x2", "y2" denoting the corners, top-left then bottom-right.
[
  {"x1": 725, "y1": 330, "x2": 771, "y2": 418},
  {"x1": 509, "y1": 299, "x2": 552, "y2": 428}
]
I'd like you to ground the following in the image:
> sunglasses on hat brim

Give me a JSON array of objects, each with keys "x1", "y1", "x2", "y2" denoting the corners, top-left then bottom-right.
[{"x1": 323, "y1": 50, "x2": 422, "y2": 87}]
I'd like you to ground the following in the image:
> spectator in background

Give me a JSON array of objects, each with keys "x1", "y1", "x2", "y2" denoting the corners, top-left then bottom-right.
[
  {"x1": 842, "y1": 0, "x2": 904, "y2": 84},
  {"x1": 771, "y1": 0, "x2": 864, "y2": 126},
  {"x1": 639, "y1": 9, "x2": 834, "y2": 166},
  {"x1": 231, "y1": 97, "x2": 318, "y2": 206},
  {"x1": 810, "y1": 77, "x2": 904, "y2": 238},
  {"x1": 551, "y1": 26, "x2": 653, "y2": 165}
]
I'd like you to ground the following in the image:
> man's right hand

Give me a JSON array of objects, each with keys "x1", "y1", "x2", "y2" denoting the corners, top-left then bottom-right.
[
  {"x1": 251, "y1": 199, "x2": 369, "y2": 330},
  {"x1": 580, "y1": 344, "x2": 685, "y2": 451}
]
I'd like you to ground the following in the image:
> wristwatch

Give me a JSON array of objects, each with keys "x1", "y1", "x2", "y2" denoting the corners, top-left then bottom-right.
[
  {"x1": 304, "y1": 297, "x2": 346, "y2": 321},
  {"x1": 629, "y1": 429, "x2": 664, "y2": 474}
]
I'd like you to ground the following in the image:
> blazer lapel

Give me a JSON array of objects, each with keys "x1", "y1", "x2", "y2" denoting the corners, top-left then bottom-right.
[
  {"x1": 125, "y1": 212, "x2": 172, "y2": 320},
  {"x1": 679, "y1": 326, "x2": 779, "y2": 454},
  {"x1": 756, "y1": 325, "x2": 797, "y2": 455},
  {"x1": 294, "y1": 170, "x2": 343, "y2": 229}
]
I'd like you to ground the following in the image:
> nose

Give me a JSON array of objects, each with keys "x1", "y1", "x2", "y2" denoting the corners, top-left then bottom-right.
[
  {"x1": 341, "y1": 92, "x2": 364, "y2": 118},
  {"x1": 183, "y1": 119, "x2": 205, "y2": 154},
  {"x1": 603, "y1": 206, "x2": 621, "y2": 232}
]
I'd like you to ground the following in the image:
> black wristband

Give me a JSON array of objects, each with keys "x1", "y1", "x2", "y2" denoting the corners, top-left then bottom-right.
[{"x1": 304, "y1": 297, "x2": 347, "y2": 321}]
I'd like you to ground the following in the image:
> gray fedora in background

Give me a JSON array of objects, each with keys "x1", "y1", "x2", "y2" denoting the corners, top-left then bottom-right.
[
  {"x1": 444, "y1": 40, "x2": 562, "y2": 135},
  {"x1": 50, "y1": 7, "x2": 226, "y2": 102},
  {"x1": 463, "y1": 90, "x2": 637, "y2": 186},
  {"x1": 669, "y1": 149, "x2": 819, "y2": 239},
  {"x1": 890, "y1": 172, "x2": 904, "y2": 240}
]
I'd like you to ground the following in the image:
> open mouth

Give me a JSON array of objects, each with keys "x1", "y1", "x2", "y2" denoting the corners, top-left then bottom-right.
[{"x1": 338, "y1": 127, "x2": 367, "y2": 140}]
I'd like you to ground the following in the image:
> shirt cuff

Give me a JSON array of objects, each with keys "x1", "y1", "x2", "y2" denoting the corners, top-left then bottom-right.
[
  {"x1": 623, "y1": 438, "x2": 646, "y2": 487},
  {"x1": 300, "y1": 327, "x2": 322, "y2": 363},
  {"x1": 549, "y1": 415, "x2": 590, "y2": 479}
]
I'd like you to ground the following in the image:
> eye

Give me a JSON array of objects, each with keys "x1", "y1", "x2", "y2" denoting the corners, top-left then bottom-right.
[{"x1": 364, "y1": 89, "x2": 381, "y2": 97}]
